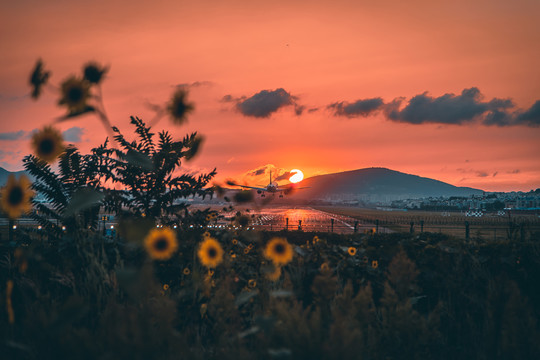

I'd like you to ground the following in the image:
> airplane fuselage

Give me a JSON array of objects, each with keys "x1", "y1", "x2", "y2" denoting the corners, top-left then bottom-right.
[{"x1": 266, "y1": 182, "x2": 279, "y2": 192}]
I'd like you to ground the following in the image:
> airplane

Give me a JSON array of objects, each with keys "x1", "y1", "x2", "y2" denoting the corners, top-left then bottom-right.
[{"x1": 228, "y1": 170, "x2": 307, "y2": 197}]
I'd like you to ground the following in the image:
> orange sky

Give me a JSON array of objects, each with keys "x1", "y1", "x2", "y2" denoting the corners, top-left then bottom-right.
[{"x1": 1, "y1": 0, "x2": 539, "y2": 192}]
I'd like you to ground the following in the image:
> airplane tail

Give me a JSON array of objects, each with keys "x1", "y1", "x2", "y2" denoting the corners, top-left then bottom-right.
[{"x1": 269, "y1": 170, "x2": 272, "y2": 184}]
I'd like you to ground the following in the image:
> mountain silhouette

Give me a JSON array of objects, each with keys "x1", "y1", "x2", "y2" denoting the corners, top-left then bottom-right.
[
  {"x1": 287, "y1": 167, "x2": 483, "y2": 202},
  {"x1": 0, "y1": 166, "x2": 32, "y2": 186}
]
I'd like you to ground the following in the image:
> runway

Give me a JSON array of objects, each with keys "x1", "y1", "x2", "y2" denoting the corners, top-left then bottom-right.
[{"x1": 215, "y1": 206, "x2": 390, "y2": 234}]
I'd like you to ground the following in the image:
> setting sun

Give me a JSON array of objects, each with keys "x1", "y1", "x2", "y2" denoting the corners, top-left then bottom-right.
[{"x1": 289, "y1": 169, "x2": 304, "y2": 183}]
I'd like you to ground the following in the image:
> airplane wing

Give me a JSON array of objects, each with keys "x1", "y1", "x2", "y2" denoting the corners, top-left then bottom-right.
[
  {"x1": 226, "y1": 181, "x2": 267, "y2": 192},
  {"x1": 237, "y1": 185, "x2": 267, "y2": 191}
]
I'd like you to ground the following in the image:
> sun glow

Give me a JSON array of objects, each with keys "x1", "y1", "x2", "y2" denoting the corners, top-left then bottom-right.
[{"x1": 289, "y1": 169, "x2": 304, "y2": 183}]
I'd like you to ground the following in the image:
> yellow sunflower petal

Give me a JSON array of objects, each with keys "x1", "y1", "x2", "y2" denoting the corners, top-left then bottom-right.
[
  {"x1": 197, "y1": 237, "x2": 224, "y2": 268},
  {"x1": 144, "y1": 227, "x2": 178, "y2": 260},
  {"x1": 264, "y1": 237, "x2": 293, "y2": 266}
]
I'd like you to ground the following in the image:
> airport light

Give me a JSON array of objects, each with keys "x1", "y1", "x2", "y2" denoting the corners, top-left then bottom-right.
[{"x1": 12, "y1": 225, "x2": 17, "y2": 230}]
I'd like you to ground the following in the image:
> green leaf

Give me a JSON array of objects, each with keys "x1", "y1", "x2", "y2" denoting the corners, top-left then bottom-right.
[
  {"x1": 125, "y1": 149, "x2": 153, "y2": 170},
  {"x1": 63, "y1": 188, "x2": 105, "y2": 216}
]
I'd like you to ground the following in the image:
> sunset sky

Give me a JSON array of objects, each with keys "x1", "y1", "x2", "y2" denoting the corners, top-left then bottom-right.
[{"x1": 1, "y1": 0, "x2": 539, "y2": 192}]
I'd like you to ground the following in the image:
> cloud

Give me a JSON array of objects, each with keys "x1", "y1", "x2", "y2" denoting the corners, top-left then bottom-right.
[
  {"x1": 457, "y1": 168, "x2": 490, "y2": 178},
  {"x1": 274, "y1": 170, "x2": 298, "y2": 181},
  {"x1": 176, "y1": 81, "x2": 214, "y2": 89},
  {"x1": 476, "y1": 171, "x2": 488, "y2": 177},
  {"x1": 507, "y1": 169, "x2": 521, "y2": 174},
  {"x1": 328, "y1": 97, "x2": 384, "y2": 117},
  {"x1": 386, "y1": 88, "x2": 514, "y2": 125},
  {"x1": 0, "y1": 130, "x2": 26, "y2": 141},
  {"x1": 242, "y1": 164, "x2": 295, "y2": 183},
  {"x1": 223, "y1": 88, "x2": 300, "y2": 118},
  {"x1": 250, "y1": 168, "x2": 267, "y2": 176},
  {"x1": 62, "y1": 127, "x2": 85, "y2": 142},
  {"x1": 328, "y1": 87, "x2": 539, "y2": 127},
  {"x1": 515, "y1": 100, "x2": 540, "y2": 127}
]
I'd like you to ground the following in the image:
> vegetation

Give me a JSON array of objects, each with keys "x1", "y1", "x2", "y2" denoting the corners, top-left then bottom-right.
[{"x1": 1, "y1": 60, "x2": 539, "y2": 359}]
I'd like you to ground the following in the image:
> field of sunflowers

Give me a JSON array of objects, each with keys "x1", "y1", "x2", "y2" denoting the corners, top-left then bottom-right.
[{"x1": 1, "y1": 60, "x2": 540, "y2": 359}]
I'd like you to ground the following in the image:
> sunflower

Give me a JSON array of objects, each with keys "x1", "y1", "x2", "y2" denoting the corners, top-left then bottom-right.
[
  {"x1": 183, "y1": 267, "x2": 191, "y2": 275},
  {"x1": 264, "y1": 237, "x2": 293, "y2": 266},
  {"x1": 348, "y1": 247, "x2": 357, "y2": 256},
  {"x1": 83, "y1": 62, "x2": 108, "y2": 84},
  {"x1": 144, "y1": 227, "x2": 178, "y2": 260},
  {"x1": 58, "y1": 75, "x2": 91, "y2": 113},
  {"x1": 167, "y1": 88, "x2": 194, "y2": 125},
  {"x1": 197, "y1": 237, "x2": 224, "y2": 268},
  {"x1": 248, "y1": 279, "x2": 257, "y2": 288},
  {"x1": 372, "y1": 260, "x2": 379, "y2": 269},
  {"x1": 0, "y1": 175, "x2": 34, "y2": 220},
  {"x1": 266, "y1": 266, "x2": 282, "y2": 281},
  {"x1": 163, "y1": 284, "x2": 170, "y2": 290},
  {"x1": 31, "y1": 126, "x2": 65, "y2": 163},
  {"x1": 232, "y1": 239, "x2": 238, "y2": 245},
  {"x1": 320, "y1": 262, "x2": 330, "y2": 271}
]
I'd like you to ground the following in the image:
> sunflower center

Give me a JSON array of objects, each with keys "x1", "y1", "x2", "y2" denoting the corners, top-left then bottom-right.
[
  {"x1": 68, "y1": 86, "x2": 83, "y2": 103},
  {"x1": 84, "y1": 66, "x2": 101, "y2": 83},
  {"x1": 173, "y1": 101, "x2": 187, "y2": 117},
  {"x1": 8, "y1": 186, "x2": 24, "y2": 205},
  {"x1": 207, "y1": 247, "x2": 217, "y2": 258},
  {"x1": 274, "y1": 243, "x2": 285, "y2": 254},
  {"x1": 154, "y1": 237, "x2": 169, "y2": 251},
  {"x1": 39, "y1": 138, "x2": 55, "y2": 155}
]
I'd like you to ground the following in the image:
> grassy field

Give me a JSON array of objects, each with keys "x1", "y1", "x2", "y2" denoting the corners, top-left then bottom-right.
[
  {"x1": 2, "y1": 228, "x2": 540, "y2": 359},
  {"x1": 313, "y1": 206, "x2": 540, "y2": 241}
]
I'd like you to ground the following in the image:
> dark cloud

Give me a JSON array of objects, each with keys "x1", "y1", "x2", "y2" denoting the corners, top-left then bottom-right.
[
  {"x1": 237, "y1": 88, "x2": 294, "y2": 118},
  {"x1": 328, "y1": 97, "x2": 384, "y2": 117},
  {"x1": 457, "y1": 168, "x2": 490, "y2": 178},
  {"x1": 221, "y1": 94, "x2": 236, "y2": 103},
  {"x1": 507, "y1": 169, "x2": 521, "y2": 174},
  {"x1": 274, "y1": 170, "x2": 298, "y2": 181},
  {"x1": 176, "y1": 81, "x2": 214, "y2": 89},
  {"x1": 225, "y1": 88, "x2": 299, "y2": 118},
  {"x1": 515, "y1": 100, "x2": 540, "y2": 127},
  {"x1": 386, "y1": 88, "x2": 514, "y2": 125},
  {"x1": 62, "y1": 127, "x2": 84, "y2": 142},
  {"x1": 294, "y1": 105, "x2": 305, "y2": 116},
  {"x1": 244, "y1": 164, "x2": 296, "y2": 183},
  {"x1": 246, "y1": 164, "x2": 273, "y2": 177},
  {"x1": 327, "y1": 87, "x2": 539, "y2": 127},
  {"x1": 0, "y1": 130, "x2": 26, "y2": 141},
  {"x1": 250, "y1": 168, "x2": 267, "y2": 176}
]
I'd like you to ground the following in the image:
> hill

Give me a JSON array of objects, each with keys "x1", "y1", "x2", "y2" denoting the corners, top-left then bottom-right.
[
  {"x1": 288, "y1": 167, "x2": 483, "y2": 203},
  {"x1": 0, "y1": 166, "x2": 32, "y2": 186}
]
